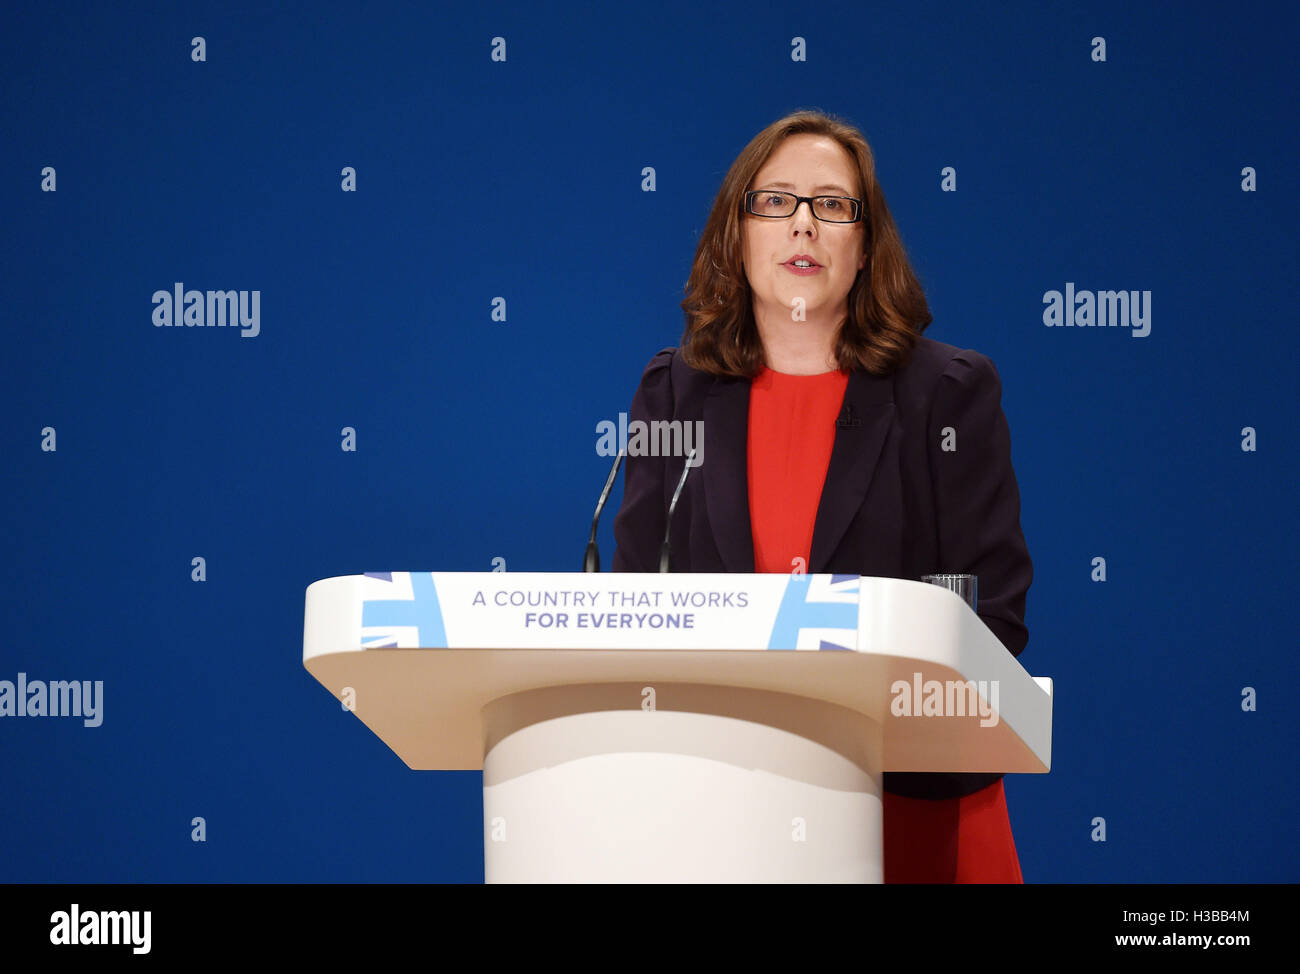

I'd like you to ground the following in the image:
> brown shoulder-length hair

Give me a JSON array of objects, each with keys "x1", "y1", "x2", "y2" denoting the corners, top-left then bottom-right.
[{"x1": 679, "y1": 110, "x2": 931, "y2": 377}]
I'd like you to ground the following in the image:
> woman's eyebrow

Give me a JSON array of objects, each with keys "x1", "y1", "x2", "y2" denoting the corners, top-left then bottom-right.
[{"x1": 760, "y1": 180, "x2": 853, "y2": 195}]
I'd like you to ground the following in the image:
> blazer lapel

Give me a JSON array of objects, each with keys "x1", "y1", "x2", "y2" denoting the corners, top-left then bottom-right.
[
  {"x1": 702, "y1": 368, "x2": 896, "y2": 575},
  {"x1": 702, "y1": 375, "x2": 755, "y2": 572},
  {"x1": 809, "y1": 369, "x2": 896, "y2": 572}
]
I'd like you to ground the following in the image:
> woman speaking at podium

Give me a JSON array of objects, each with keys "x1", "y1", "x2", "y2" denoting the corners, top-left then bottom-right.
[{"x1": 611, "y1": 110, "x2": 1034, "y2": 884}]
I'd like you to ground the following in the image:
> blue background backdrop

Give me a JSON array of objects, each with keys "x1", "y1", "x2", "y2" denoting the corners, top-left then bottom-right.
[{"x1": 2, "y1": 0, "x2": 1296, "y2": 882}]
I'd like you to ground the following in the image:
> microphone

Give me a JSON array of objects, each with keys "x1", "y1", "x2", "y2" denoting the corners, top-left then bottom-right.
[
  {"x1": 658, "y1": 448, "x2": 697, "y2": 573},
  {"x1": 583, "y1": 449, "x2": 625, "y2": 572},
  {"x1": 837, "y1": 402, "x2": 861, "y2": 429}
]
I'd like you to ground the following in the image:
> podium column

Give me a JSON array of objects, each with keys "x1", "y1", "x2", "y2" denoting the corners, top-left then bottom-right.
[{"x1": 480, "y1": 683, "x2": 885, "y2": 883}]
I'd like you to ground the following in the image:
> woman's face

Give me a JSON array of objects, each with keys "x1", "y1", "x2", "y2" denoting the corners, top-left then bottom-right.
[{"x1": 740, "y1": 133, "x2": 867, "y2": 326}]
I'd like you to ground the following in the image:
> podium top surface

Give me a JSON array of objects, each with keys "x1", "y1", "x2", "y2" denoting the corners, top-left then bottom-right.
[{"x1": 303, "y1": 571, "x2": 1052, "y2": 774}]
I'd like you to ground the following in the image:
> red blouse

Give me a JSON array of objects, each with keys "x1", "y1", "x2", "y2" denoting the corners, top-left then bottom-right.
[
  {"x1": 747, "y1": 362, "x2": 1024, "y2": 883},
  {"x1": 747, "y1": 365, "x2": 849, "y2": 573}
]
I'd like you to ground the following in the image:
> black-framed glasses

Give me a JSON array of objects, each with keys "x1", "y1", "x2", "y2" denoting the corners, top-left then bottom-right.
[{"x1": 744, "y1": 190, "x2": 862, "y2": 224}]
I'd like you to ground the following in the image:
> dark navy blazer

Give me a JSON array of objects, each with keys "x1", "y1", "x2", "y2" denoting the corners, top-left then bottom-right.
[{"x1": 611, "y1": 335, "x2": 1034, "y2": 800}]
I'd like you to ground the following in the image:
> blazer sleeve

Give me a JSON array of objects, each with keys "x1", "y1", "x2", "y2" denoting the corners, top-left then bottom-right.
[
  {"x1": 611, "y1": 347, "x2": 676, "y2": 572},
  {"x1": 928, "y1": 349, "x2": 1033, "y2": 658}
]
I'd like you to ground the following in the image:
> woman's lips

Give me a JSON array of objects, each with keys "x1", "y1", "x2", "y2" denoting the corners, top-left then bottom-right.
[{"x1": 782, "y1": 261, "x2": 822, "y2": 276}]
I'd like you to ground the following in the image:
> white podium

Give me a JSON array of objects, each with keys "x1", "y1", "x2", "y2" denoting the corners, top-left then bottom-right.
[{"x1": 302, "y1": 571, "x2": 1052, "y2": 883}]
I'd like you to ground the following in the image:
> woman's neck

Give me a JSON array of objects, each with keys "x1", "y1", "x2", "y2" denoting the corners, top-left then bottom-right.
[{"x1": 753, "y1": 307, "x2": 841, "y2": 375}]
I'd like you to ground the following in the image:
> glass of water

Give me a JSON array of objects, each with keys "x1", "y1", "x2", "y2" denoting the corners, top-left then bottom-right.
[{"x1": 921, "y1": 573, "x2": 977, "y2": 612}]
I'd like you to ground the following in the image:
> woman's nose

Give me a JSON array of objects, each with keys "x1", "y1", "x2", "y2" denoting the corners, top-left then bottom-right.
[{"x1": 791, "y1": 200, "x2": 817, "y2": 231}]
